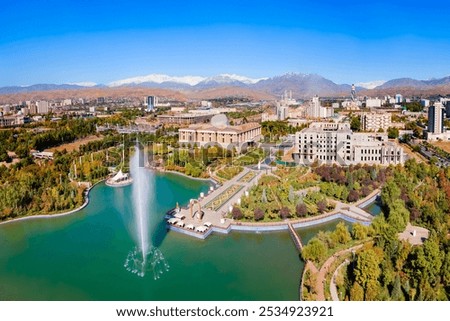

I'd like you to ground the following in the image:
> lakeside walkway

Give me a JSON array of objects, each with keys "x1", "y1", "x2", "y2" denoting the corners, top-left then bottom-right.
[{"x1": 166, "y1": 165, "x2": 380, "y2": 239}]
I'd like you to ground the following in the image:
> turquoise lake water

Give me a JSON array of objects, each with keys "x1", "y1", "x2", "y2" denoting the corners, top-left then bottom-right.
[{"x1": 0, "y1": 172, "x2": 352, "y2": 300}]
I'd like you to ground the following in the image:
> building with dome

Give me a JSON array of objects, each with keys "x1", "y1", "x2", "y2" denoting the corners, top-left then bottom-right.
[{"x1": 178, "y1": 114, "x2": 261, "y2": 151}]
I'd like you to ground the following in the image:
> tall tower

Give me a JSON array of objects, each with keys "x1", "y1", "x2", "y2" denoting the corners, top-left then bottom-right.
[
  {"x1": 351, "y1": 84, "x2": 356, "y2": 102},
  {"x1": 145, "y1": 96, "x2": 157, "y2": 112},
  {"x1": 428, "y1": 102, "x2": 445, "y2": 134}
]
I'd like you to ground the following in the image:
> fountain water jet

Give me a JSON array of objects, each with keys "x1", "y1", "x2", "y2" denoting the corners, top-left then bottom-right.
[{"x1": 124, "y1": 140, "x2": 169, "y2": 278}]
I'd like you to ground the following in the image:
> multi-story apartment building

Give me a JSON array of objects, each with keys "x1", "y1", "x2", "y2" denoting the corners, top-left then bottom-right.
[
  {"x1": 428, "y1": 103, "x2": 445, "y2": 134},
  {"x1": 361, "y1": 112, "x2": 392, "y2": 132},
  {"x1": 292, "y1": 122, "x2": 404, "y2": 166},
  {"x1": 426, "y1": 102, "x2": 450, "y2": 140},
  {"x1": 36, "y1": 101, "x2": 49, "y2": 114}
]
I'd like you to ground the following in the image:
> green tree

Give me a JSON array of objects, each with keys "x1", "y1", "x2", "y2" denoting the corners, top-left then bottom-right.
[
  {"x1": 391, "y1": 274, "x2": 404, "y2": 301},
  {"x1": 381, "y1": 179, "x2": 401, "y2": 209},
  {"x1": 387, "y1": 127, "x2": 399, "y2": 139},
  {"x1": 350, "y1": 116, "x2": 361, "y2": 131},
  {"x1": 387, "y1": 199, "x2": 410, "y2": 232},
  {"x1": 349, "y1": 282, "x2": 365, "y2": 301},
  {"x1": 332, "y1": 221, "x2": 351, "y2": 244},
  {"x1": 352, "y1": 223, "x2": 369, "y2": 240},
  {"x1": 302, "y1": 238, "x2": 328, "y2": 264},
  {"x1": 354, "y1": 248, "x2": 382, "y2": 291}
]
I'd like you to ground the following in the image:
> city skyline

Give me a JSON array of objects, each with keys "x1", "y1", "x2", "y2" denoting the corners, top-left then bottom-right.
[{"x1": 1, "y1": 0, "x2": 450, "y2": 87}]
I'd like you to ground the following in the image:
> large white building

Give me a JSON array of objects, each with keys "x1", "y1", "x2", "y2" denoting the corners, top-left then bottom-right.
[
  {"x1": 365, "y1": 98, "x2": 382, "y2": 108},
  {"x1": 36, "y1": 101, "x2": 49, "y2": 114},
  {"x1": 361, "y1": 112, "x2": 392, "y2": 132},
  {"x1": 293, "y1": 122, "x2": 404, "y2": 166},
  {"x1": 426, "y1": 102, "x2": 450, "y2": 140},
  {"x1": 178, "y1": 115, "x2": 261, "y2": 151},
  {"x1": 306, "y1": 96, "x2": 333, "y2": 118},
  {"x1": 428, "y1": 103, "x2": 445, "y2": 134}
]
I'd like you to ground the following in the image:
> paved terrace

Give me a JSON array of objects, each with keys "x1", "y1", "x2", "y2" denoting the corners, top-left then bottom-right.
[{"x1": 167, "y1": 168, "x2": 263, "y2": 237}]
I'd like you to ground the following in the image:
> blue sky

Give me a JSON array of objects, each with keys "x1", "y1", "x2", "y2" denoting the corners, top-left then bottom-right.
[{"x1": 1, "y1": 0, "x2": 449, "y2": 86}]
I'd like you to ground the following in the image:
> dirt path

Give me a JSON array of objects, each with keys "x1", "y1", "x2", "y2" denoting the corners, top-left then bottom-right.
[{"x1": 45, "y1": 135, "x2": 102, "y2": 152}]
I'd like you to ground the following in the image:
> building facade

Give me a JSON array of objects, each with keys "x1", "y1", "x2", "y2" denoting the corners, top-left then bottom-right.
[
  {"x1": 293, "y1": 122, "x2": 404, "y2": 166},
  {"x1": 428, "y1": 103, "x2": 445, "y2": 134},
  {"x1": 426, "y1": 102, "x2": 450, "y2": 140},
  {"x1": 361, "y1": 112, "x2": 392, "y2": 131},
  {"x1": 157, "y1": 113, "x2": 214, "y2": 125},
  {"x1": 365, "y1": 98, "x2": 382, "y2": 108},
  {"x1": 306, "y1": 96, "x2": 333, "y2": 118},
  {"x1": 145, "y1": 96, "x2": 157, "y2": 112},
  {"x1": 36, "y1": 101, "x2": 49, "y2": 114},
  {"x1": 179, "y1": 122, "x2": 262, "y2": 150}
]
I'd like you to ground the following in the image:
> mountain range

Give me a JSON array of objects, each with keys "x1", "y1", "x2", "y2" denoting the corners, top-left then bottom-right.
[{"x1": 1, "y1": 73, "x2": 450, "y2": 98}]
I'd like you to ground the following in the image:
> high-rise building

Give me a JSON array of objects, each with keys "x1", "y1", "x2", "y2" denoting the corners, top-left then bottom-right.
[
  {"x1": 305, "y1": 96, "x2": 333, "y2": 118},
  {"x1": 276, "y1": 105, "x2": 288, "y2": 120},
  {"x1": 36, "y1": 101, "x2": 49, "y2": 114},
  {"x1": 420, "y1": 99, "x2": 430, "y2": 107},
  {"x1": 145, "y1": 96, "x2": 157, "y2": 112},
  {"x1": 395, "y1": 94, "x2": 403, "y2": 104},
  {"x1": 428, "y1": 103, "x2": 445, "y2": 134},
  {"x1": 440, "y1": 99, "x2": 450, "y2": 118},
  {"x1": 306, "y1": 96, "x2": 321, "y2": 118}
]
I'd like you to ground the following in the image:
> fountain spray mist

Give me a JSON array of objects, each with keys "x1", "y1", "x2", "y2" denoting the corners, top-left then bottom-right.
[
  {"x1": 130, "y1": 141, "x2": 150, "y2": 261},
  {"x1": 124, "y1": 140, "x2": 169, "y2": 279}
]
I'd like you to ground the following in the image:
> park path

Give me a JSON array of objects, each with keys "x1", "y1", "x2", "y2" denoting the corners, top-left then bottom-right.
[
  {"x1": 330, "y1": 259, "x2": 350, "y2": 301},
  {"x1": 312, "y1": 244, "x2": 364, "y2": 301}
]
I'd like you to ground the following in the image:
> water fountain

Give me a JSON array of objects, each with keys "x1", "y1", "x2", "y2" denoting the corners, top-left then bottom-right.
[{"x1": 124, "y1": 140, "x2": 169, "y2": 279}]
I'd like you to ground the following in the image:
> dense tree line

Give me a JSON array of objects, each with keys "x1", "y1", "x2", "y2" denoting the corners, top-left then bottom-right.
[
  {"x1": 0, "y1": 161, "x2": 85, "y2": 220},
  {"x1": 334, "y1": 159, "x2": 450, "y2": 300},
  {"x1": 261, "y1": 121, "x2": 307, "y2": 142},
  {"x1": 314, "y1": 164, "x2": 389, "y2": 203}
]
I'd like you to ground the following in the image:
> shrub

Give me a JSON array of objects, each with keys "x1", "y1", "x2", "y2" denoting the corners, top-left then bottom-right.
[
  {"x1": 231, "y1": 207, "x2": 243, "y2": 220},
  {"x1": 317, "y1": 200, "x2": 327, "y2": 214},
  {"x1": 296, "y1": 203, "x2": 308, "y2": 217},
  {"x1": 254, "y1": 208, "x2": 264, "y2": 221},
  {"x1": 279, "y1": 206, "x2": 291, "y2": 219}
]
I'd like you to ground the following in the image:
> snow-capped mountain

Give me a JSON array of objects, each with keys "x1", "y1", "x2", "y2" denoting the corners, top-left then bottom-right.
[
  {"x1": 200, "y1": 74, "x2": 266, "y2": 85},
  {"x1": 2, "y1": 73, "x2": 450, "y2": 98},
  {"x1": 108, "y1": 74, "x2": 206, "y2": 87},
  {"x1": 356, "y1": 80, "x2": 386, "y2": 89},
  {"x1": 108, "y1": 73, "x2": 266, "y2": 87}
]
